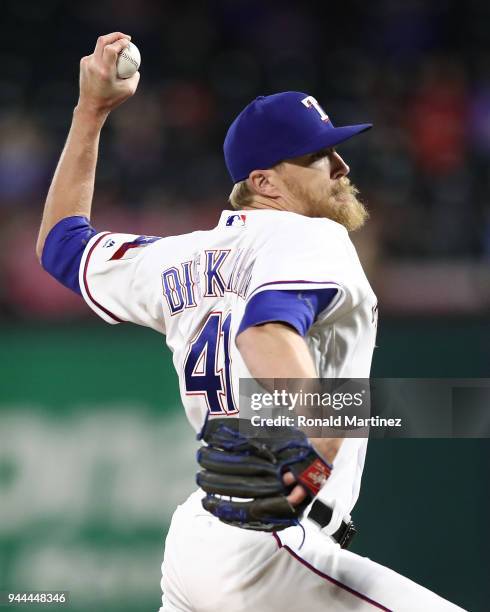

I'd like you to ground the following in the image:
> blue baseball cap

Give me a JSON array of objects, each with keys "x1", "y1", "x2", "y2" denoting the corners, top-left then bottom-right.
[{"x1": 224, "y1": 91, "x2": 372, "y2": 183}]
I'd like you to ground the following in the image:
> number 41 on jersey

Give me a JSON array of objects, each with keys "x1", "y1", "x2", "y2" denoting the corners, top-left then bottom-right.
[{"x1": 183, "y1": 312, "x2": 238, "y2": 414}]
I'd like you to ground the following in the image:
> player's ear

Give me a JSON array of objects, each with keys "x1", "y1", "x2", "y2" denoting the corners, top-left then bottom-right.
[{"x1": 248, "y1": 169, "x2": 281, "y2": 198}]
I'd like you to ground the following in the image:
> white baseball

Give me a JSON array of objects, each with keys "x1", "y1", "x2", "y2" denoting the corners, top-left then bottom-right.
[{"x1": 116, "y1": 41, "x2": 141, "y2": 79}]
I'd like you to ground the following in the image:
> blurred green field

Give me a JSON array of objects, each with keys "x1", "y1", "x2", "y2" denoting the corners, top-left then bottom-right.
[{"x1": 1, "y1": 318, "x2": 489, "y2": 611}]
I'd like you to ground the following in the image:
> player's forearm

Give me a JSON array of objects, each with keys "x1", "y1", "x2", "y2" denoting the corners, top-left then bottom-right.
[
  {"x1": 237, "y1": 323, "x2": 343, "y2": 466},
  {"x1": 37, "y1": 32, "x2": 139, "y2": 261},
  {"x1": 308, "y1": 437, "x2": 343, "y2": 465},
  {"x1": 35, "y1": 106, "x2": 108, "y2": 260}
]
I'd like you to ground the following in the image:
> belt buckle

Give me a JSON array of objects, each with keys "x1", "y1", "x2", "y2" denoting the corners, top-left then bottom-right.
[{"x1": 338, "y1": 521, "x2": 357, "y2": 549}]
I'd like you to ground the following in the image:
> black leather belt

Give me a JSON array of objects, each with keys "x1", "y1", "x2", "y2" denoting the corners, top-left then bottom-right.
[{"x1": 307, "y1": 500, "x2": 357, "y2": 549}]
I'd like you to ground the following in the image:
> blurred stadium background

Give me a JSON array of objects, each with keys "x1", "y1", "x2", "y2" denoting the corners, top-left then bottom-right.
[{"x1": 1, "y1": 0, "x2": 489, "y2": 610}]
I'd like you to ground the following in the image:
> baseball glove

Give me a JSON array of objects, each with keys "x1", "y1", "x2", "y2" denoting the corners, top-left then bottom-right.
[{"x1": 196, "y1": 417, "x2": 332, "y2": 532}]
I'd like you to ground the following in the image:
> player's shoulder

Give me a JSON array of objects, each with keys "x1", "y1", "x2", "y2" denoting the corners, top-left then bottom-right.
[
  {"x1": 108, "y1": 228, "x2": 211, "y2": 274},
  {"x1": 246, "y1": 209, "x2": 349, "y2": 248},
  {"x1": 143, "y1": 228, "x2": 208, "y2": 254}
]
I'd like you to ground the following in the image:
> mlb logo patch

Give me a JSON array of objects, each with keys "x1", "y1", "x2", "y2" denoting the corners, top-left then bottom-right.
[{"x1": 226, "y1": 214, "x2": 247, "y2": 227}]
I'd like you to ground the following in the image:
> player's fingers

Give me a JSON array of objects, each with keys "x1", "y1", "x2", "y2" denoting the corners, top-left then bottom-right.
[
  {"x1": 282, "y1": 472, "x2": 296, "y2": 487},
  {"x1": 102, "y1": 38, "x2": 129, "y2": 66},
  {"x1": 283, "y1": 471, "x2": 308, "y2": 506},
  {"x1": 286, "y1": 484, "x2": 308, "y2": 506},
  {"x1": 94, "y1": 32, "x2": 131, "y2": 60},
  {"x1": 125, "y1": 70, "x2": 140, "y2": 93},
  {"x1": 102, "y1": 38, "x2": 130, "y2": 67},
  {"x1": 107, "y1": 38, "x2": 131, "y2": 56}
]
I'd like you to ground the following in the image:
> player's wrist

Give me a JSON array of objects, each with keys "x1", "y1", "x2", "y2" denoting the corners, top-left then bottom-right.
[{"x1": 73, "y1": 102, "x2": 110, "y2": 127}]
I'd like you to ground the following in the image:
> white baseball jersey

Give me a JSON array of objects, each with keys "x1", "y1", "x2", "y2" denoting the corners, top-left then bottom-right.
[
  {"x1": 78, "y1": 210, "x2": 466, "y2": 612},
  {"x1": 79, "y1": 208, "x2": 377, "y2": 532}
]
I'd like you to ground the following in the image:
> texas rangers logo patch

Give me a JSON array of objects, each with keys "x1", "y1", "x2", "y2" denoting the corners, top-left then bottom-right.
[{"x1": 226, "y1": 214, "x2": 247, "y2": 227}]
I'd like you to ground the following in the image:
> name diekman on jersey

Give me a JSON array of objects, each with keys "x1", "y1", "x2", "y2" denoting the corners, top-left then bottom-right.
[
  {"x1": 161, "y1": 227, "x2": 256, "y2": 316},
  {"x1": 103, "y1": 221, "x2": 256, "y2": 317}
]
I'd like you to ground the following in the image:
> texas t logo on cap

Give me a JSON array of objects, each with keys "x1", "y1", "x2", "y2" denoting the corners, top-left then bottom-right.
[{"x1": 301, "y1": 95, "x2": 329, "y2": 122}]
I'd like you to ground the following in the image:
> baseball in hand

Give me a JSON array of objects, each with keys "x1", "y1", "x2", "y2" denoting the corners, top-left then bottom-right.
[{"x1": 116, "y1": 41, "x2": 141, "y2": 79}]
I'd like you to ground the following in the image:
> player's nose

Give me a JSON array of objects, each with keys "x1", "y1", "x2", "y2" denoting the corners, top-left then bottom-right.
[{"x1": 330, "y1": 151, "x2": 350, "y2": 180}]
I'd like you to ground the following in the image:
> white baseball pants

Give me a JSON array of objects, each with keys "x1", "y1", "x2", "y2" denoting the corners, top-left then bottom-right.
[{"x1": 159, "y1": 490, "x2": 466, "y2": 612}]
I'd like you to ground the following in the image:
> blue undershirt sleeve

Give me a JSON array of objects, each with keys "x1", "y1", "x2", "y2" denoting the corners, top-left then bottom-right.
[
  {"x1": 237, "y1": 288, "x2": 338, "y2": 337},
  {"x1": 41, "y1": 216, "x2": 97, "y2": 295}
]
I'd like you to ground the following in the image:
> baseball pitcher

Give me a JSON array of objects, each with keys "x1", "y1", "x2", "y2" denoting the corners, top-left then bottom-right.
[{"x1": 37, "y1": 33, "x2": 466, "y2": 612}]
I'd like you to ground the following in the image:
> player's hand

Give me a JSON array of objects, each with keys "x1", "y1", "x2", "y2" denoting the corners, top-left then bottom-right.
[
  {"x1": 196, "y1": 418, "x2": 332, "y2": 532},
  {"x1": 78, "y1": 32, "x2": 140, "y2": 116}
]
